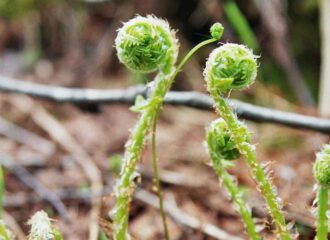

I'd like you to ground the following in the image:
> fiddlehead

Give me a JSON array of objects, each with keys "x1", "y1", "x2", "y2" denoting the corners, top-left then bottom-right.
[
  {"x1": 204, "y1": 43, "x2": 257, "y2": 93},
  {"x1": 204, "y1": 44, "x2": 291, "y2": 240},
  {"x1": 146, "y1": 21, "x2": 224, "y2": 240},
  {"x1": 113, "y1": 15, "x2": 179, "y2": 240},
  {"x1": 314, "y1": 144, "x2": 330, "y2": 240},
  {"x1": 115, "y1": 15, "x2": 178, "y2": 74},
  {"x1": 206, "y1": 119, "x2": 261, "y2": 240},
  {"x1": 314, "y1": 144, "x2": 330, "y2": 188},
  {"x1": 113, "y1": 16, "x2": 225, "y2": 240},
  {"x1": 206, "y1": 118, "x2": 245, "y2": 161}
]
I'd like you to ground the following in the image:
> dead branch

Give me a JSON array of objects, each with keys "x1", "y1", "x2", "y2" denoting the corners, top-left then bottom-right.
[{"x1": 0, "y1": 75, "x2": 329, "y2": 133}]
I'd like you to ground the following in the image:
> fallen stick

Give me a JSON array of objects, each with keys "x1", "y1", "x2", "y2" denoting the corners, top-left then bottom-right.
[{"x1": 0, "y1": 75, "x2": 329, "y2": 133}]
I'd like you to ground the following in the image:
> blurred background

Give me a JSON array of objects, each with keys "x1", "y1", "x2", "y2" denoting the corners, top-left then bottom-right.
[{"x1": 0, "y1": 0, "x2": 328, "y2": 239}]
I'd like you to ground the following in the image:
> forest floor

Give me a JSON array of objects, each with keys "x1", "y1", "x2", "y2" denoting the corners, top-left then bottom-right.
[
  {"x1": 0, "y1": 75, "x2": 327, "y2": 239},
  {"x1": 0, "y1": 1, "x2": 325, "y2": 239}
]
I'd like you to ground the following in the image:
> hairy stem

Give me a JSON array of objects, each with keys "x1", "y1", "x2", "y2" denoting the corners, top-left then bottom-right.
[
  {"x1": 316, "y1": 186, "x2": 328, "y2": 240},
  {"x1": 151, "y1": 109, "x2": 170, "y2": 240},
  {"x1": 211, "y1": 92, "x2": 291, "y2": 240},
  {"x1": 114, "y1": 37, "x2": 219, "y2": 240},
  {"x1": 114, "y1": 70, "x2": 175, "y2": 239},
  {"x1": 209, "y1": 155, "x2": 260, "y2": 239},
  {"x1": 147, "y1": 38, "x2": 218, "y2": 240}
]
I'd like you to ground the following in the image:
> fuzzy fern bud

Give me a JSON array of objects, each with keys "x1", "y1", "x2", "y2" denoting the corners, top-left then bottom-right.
[
  {"x1": 314, "y1": 144, "x2": 330, "y2": 188},
  {"x1": 206, "y1": 118, "x2": 246, "y2": 161},
  {"x1": 206, "y1": 119, "x2": 261, "y2": 240},
  {"x1": 28, "y1": 210, "x2": 63, "y2": 240},
  {"x1": 204, "y1": 43, "x2": 257, "y2": 93},
  {"x1": 210, "y1": 22, "x2": 224, "y2": 40},
  {"x1": 204, "y1": 43, "x2": 291, "y2": 239},
  {"x1": 115, "y1": 15, "x2": 179, "y2": 74}
]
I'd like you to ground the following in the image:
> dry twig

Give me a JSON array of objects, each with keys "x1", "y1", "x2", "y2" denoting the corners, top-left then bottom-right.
[{"x1": 0, "y1": 76, "x2": 329, "y2": 133}]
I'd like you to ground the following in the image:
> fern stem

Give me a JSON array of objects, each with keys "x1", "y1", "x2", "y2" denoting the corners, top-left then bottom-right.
[
  {"x1": 316, "y1": 186, "x2": 328, "y2": 240},
  {"x1": 114, "y1": 35, "x2": 220, "y2": 240},
  {"x1": 114, "y1": 70, "x2": 175, "y2": 239},
  {"x1": 151, "y1": 109, "x2": 170, "y2": 240},
  {"x1": 211, "y1": 93, "x2": 291, "y2": 240},
  {"x1": 176, "y1": 38, "x2": 217, "y2": 74},
  {"x1": 210, "y1": 155, "x2": 261, "y2": 239}
]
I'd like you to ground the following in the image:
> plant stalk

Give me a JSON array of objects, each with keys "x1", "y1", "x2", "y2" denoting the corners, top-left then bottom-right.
[
  {"x1": 316, "y1": 186, "x2": 328, "y2": 240},
  {"x1": 151, "y1": 109, "x2": 170, "y2": 240},
  {"x1": 114, "y1": 70, "x2": 175, "y2": 239},
  {"x1": 114, "y1": 37, "x2": 219, "y2": 240},
  {"x1": 209, "y1": 155, "x2": 261, "y2": 240},
  {"x1": 147, "y1": 38, "x2": 219, "y2": 240},
  {"x1": 211, "y1": 91, "x2": 291, "y2": 240}
]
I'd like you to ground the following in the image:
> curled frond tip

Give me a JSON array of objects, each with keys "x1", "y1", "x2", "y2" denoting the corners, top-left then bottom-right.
[
  {"x1": 206, "y1": 118, "x2": 246, "y2": 161},
  {"x1": 115, "y1": 15, "x2": 179, "y2": 73},
  {"x1": 314, "y1": 144, "x2": 330, "y2": 188},
  {"x1": 210, "y1": 22, "x2": 224, "y2": 40},
  {"x1": 204, "y1": 43, "x2": 258, "y2": 93}
]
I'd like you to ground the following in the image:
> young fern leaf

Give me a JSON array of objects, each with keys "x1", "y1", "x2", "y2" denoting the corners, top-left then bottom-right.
[
  {"x1": 314, "y1": 144, "x2": 330, "y2": 240},
  {"x1": 113, "y1": 15, "x2": 223, "y2": 240},
  {"x1": 113, "y1": 15, "x2": 179, "y2": 240},
  {"x1": 115, "y1": 15, "x2": 178, "y2": 75},
  {"x1": 206, "y1": 119, "x2": 261, "y2": 240},
  {"x1": 28, "y1": 210, "x2": 63, "y2": 240},
  {"x1": 148, "y1": 22, "x2": 224, "y2": 240},
  {"x1": 204, "y1": 44, "x2": 292, "y2": 240}
]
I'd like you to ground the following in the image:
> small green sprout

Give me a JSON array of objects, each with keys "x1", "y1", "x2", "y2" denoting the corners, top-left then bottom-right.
[
  {"x1": 113, "y1": 15, "x2": 223, "y2": 240},
  {"x1": 207, "y1": 118, "x2": 244, "y2": 161},
  {"x1": 28, "y1": 210, "x2": 63, "y2": 240},
  {"x1": 113, "y1": 15, "x2": 180, "y2": 240},
  {"x1": 210, "y1": 22, "x2": 224, "y2": 40},
  {"x1": 314, "y1": 144, "x2": 330, "y2": 240},
  {"x1": 204, "y1": 43, "x2": 257, "y2": 93},
  {"x1": 206, "y1": 119, "x2": 261, "y2": 240},
  {"x1": 314, "y1": 144, "x2": 330, "y2": 188},
  {"x1": 115, "y1": 15, "x2": 178, "y2": 74},
  {"x1": 204, "y1": 43, "x2": 291, "y2": 239}
]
